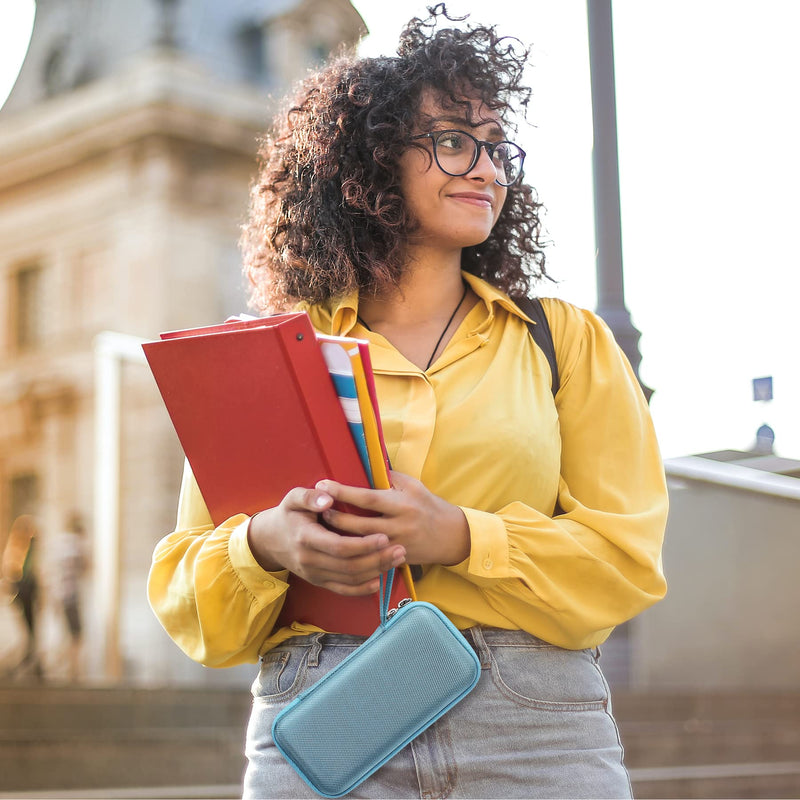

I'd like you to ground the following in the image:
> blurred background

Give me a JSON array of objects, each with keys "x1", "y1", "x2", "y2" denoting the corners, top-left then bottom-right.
[{"x1": 0, "y1": 1, "x2": 798, "y2": 797}]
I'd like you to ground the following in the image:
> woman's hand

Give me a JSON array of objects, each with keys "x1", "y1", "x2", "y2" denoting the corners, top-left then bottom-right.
[
  {"x1": 316, "y1": 471, "x2": 471, "y2": 567},
  {"x1": 246, "y1": 487, "x2": 407, "y2": 596}
]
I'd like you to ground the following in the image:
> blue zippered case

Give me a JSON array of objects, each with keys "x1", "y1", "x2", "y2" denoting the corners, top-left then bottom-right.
[{"x1": 271, "y1": 578, "x2": 481, "y2": 798}]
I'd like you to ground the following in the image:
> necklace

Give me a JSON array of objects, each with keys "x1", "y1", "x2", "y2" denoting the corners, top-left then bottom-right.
[
  {"x1": 357, "y1": 281, "x2": 469, "y2": 371},
  {"x1": 423, "y1": 281, "x2": 468, "y2": 369}
]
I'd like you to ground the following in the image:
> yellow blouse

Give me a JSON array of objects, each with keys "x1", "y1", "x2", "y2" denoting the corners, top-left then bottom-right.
[{"x1": 148, "y1": 273, "x2": 668, "y2": 667}]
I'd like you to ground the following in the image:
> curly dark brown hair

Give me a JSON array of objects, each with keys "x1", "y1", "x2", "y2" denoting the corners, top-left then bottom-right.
[{"x1": 241, "y1": 4, "x2": 549, "y2": 312}]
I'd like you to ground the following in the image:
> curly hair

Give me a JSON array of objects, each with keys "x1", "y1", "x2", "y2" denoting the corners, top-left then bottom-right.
[{"x1": 240, "y1": 4, "x2": 549, "y2": 312}]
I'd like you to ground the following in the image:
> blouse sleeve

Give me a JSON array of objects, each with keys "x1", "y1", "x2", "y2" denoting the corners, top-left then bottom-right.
[
  {"x1": 449, "y1": 299, "x2": 668, "y2": 649},
  {"x1": 147, "y1": 462, "x2": 291, "y2": 667}
]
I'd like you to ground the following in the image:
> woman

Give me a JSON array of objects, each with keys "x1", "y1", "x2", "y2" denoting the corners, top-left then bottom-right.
[{"x1": 148, "y1": 7, "x2": 668, "y2": 798}]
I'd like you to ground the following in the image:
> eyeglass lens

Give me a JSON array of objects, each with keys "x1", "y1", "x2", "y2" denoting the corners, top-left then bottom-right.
[{"x1": 432, "y1": 130, "x2": 524, "y2": 186}]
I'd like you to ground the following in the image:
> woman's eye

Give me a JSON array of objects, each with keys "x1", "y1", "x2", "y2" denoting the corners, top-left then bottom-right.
[{"x1": 437, "y1": 132, "x2": 466, "y2": 151}]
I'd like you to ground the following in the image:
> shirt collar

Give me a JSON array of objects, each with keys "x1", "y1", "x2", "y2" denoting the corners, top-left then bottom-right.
[
  {"x1": 461, "y1": 272, "x2": 534, "y2": 324},
  {"x1": 295, "y1": 294, "x2": 358, "y2": 336},
  {"x1": 300, "y1": 271, "x2": 535, "y2": 335}
]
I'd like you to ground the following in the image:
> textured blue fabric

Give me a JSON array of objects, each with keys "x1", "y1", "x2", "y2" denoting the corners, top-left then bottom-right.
[{"x1": 271, "y1": 601, "x2": 481, "y2": 798}]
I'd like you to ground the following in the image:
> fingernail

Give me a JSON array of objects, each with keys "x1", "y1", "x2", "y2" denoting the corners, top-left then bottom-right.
[{"x1": 315, "y1": 495, "x2": 329, "y2": 508}]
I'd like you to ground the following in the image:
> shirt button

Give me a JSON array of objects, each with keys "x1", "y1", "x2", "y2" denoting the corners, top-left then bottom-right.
[{"x1": 483, "y1": 558, "x2": 493, "y2": 570}]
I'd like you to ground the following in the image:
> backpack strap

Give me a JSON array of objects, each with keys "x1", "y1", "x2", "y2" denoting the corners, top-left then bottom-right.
[{"x1": 515, "y1": 296, "x2": 560, "y2": 397}]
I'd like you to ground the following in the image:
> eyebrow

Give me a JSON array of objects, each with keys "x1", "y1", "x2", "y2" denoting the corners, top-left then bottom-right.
[{"x1": 428, "y1": 115, "x2": 506, "y2": 138}]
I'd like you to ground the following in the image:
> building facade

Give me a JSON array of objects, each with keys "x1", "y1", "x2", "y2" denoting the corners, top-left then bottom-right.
[{"x1": 0, "y1": 0, "x2": 366, "y2": 684}]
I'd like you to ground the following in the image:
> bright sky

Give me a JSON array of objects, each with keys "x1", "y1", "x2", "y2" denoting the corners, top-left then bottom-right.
[
  {"x1": 0, "y1": 1, "x2": 35, "y2": 108},
  {"x1": 2, "y1": 1, "x2": 799, "y2": 461}
]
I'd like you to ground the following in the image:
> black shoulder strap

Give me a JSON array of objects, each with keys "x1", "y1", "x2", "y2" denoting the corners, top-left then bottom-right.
[{"x1": 516, "y1": 296, "x2": 560, "y2": 397}]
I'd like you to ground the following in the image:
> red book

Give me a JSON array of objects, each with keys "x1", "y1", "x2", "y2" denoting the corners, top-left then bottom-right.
[{"x1": 143, "y1": 312, "x2": 412, "y2": 635}]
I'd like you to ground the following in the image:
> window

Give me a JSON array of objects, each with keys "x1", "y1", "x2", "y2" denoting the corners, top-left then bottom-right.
[
  {"x1": 9, "y1": 473, "x2": 39, "y2": 527},
  {"x1": 238, "y1": 23, "x2": 266, "y2": 82},
  {"x1": 12, "y1": 263, "x2": 43, "y2": 351},
  {"x1": 308, "y1": 41, "x2": 328, "y2": 66}
]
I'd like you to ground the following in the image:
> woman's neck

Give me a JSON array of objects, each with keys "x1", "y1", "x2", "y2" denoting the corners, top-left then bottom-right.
[
  {"x1": 358, "y1": 246, "x2": 464, "y2": 328},
  {"x1": 357, "y1": 250, "x2": 477, "y2": 370}
]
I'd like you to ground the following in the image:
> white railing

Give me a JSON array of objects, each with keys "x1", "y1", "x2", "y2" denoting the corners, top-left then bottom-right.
[{"x1": 665, "y1": 455, "x2": 800, "y2": 502}]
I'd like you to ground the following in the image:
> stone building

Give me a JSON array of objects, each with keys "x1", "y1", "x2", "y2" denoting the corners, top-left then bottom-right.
[{"x1": 0, "y1": 0, "x2": 366, "y2": 684}]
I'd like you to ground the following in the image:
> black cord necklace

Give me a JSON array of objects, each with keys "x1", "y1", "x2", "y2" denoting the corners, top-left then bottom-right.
[
  {"x1": 357, "y1": 281, "x2": 469, "y2": 371},
  {"x1": 423, "y1": 281, "x2": 468, "y2": 370}
]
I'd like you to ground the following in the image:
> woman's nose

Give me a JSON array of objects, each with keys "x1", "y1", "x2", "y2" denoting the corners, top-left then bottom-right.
[{"x1": 469, "y1": 143, "x2": 499, "y2": 182}]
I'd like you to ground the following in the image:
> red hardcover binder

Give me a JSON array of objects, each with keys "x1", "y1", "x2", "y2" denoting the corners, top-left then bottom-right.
[{"x1": 143, "y1": 312, "x2": 411, "y2": 635}]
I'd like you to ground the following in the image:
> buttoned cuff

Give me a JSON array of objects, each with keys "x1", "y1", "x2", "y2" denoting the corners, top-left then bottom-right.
[
  {"x1": 451, "y1": 507, "x2": 511, "y2": 581},
  {"x1": 227, "y1": 516, "x2": 290, "y2": 597}
]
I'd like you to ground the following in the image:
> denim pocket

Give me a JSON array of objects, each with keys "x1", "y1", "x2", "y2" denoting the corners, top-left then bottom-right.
[
  {"x1": 251, "y1": 647, "x2": 310, "y2": 704},
  {"x1": 489, "y1": 642, "x2": 608, "y2": 711}
]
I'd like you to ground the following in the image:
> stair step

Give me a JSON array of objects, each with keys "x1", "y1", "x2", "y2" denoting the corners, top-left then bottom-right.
[
  {"x1": 612, "y1": 690, "x2": 800, "y2": 722},
  {"x1": 629, "y1": 761, "x2": 800, "y2": 800},
  {"x1": 0, "y1": 734, "x2": 246, "y2": 792},
  {"x1": 0, "y1": 686, "x2": 251, "y2": 732},
  {"x1": 0, "y1": 786, "x2": 241, "y2": 800},
  {"x1": 0, "y1": 725, "x2": 242, "y2": 743},
  {"x1": 619, "y1": 717, "x2": 800, "y2": 767}
]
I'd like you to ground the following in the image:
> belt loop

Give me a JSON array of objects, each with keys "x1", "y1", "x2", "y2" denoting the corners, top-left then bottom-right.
[
  {"x1": 468, "y1": 626, "x2": 492, "y2": 670},
  {"x1": 307, "y1": 632, "x2": 324, "y2": 668}
]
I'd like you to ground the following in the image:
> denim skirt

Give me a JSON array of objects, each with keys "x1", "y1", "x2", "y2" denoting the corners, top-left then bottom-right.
[{"x1": 243, "y1": 627, "x2": 632, "y2": 799}]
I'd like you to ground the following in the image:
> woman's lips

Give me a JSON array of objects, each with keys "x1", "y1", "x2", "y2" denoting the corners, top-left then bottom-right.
[{"x1": 448, "y1": 192, "x2": 494, "y2": 208}]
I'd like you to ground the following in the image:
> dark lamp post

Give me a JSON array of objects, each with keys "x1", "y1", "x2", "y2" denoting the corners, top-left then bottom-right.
[{"x1": 587, "y1": 0, "x2": 653, "y2": 402}]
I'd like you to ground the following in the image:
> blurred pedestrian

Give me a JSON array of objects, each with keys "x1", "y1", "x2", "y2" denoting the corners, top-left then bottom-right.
[
  {"x1": 49, "y1": 512, "x2": 89, "y2": 682},
  {"x1": 1, "y1": 514, "x2": 43, "y2": 680}
]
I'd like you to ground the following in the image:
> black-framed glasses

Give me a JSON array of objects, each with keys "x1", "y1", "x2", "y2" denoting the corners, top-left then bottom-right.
[{"x1": 411, "y1": 129, "x2": 526, "y2": 187}]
